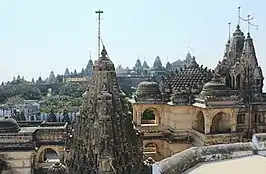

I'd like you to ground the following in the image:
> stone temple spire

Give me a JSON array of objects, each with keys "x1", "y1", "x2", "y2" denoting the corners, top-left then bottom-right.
[
  {"x1": 241, "y1": 33, "x2": 258, "y2": 68},
  {"x1": 153, "y1": 56, "x2": 163, "y2": 70},
  {"x1": 228, "y1": 25, "x2": 245, "y2": 66},
  {"x1": 68, "y1": 43, "x2": 143, "y2": 173},
  {"x1": 133, "y1": 58, "x2": 143, "y2": 74}
]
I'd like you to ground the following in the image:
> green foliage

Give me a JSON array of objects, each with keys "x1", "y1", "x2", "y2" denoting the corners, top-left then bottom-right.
[
  {"x1": 59, "y1": 82, "x2": 87, "y2": 98},
  {"x1": 142, "y1": 109, "x2": 155, "y2": 120},
  {"x1": 40, "y1": 95, "x2": 82, "y2": 113},
  {"x1": 0, "y1": 81, "x2": 42, "y2": 104},
  {"x1": 6, "y1": 96, "x2": 24, "y2": 106}
]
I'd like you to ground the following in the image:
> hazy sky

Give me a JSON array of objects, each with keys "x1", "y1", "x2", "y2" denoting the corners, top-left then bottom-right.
[{"x1": 0, "y1": 0, "x2": 265, "y2": 90}]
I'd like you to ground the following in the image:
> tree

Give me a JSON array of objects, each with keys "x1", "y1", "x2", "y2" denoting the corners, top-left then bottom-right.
[
  {"x1": 0, "y1": 82, "x2": 42, "y2": 103},
  {"x1": 40, "y1": 95, "x2": 82, "y2": 113},
  {"x1": 59, "y1": 82, "x2": 87, "y2": 98},
  {"x1": 56, "y1": 75, "x2": 64, "y2": 83},
  {"x1": 6, "y1": 96, "x2": 24, "y2": 106}
]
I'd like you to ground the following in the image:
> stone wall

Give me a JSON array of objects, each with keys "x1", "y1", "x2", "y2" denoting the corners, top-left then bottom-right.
[
  {"x1": 152, "y1": 133, "x2": 264, "y2": 174},
  {"x1": 0, "y1": 151, "x2": 34, "y2": 173}
]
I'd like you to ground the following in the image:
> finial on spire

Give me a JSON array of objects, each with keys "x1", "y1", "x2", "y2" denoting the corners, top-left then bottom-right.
[
  {"x1": 89, "y1": 50, "x2": 92, "y2": 60},
  {"x1": 95, "y1": 10, "x2": 104, "y2": 59},
  {"x1": 237, "y1": 6, "x2": 241, "y2": 26},
  {"x1": 228, "y1": 22, "x2": 231, "y2": 40},
  {"x1": 166, "y1": 56, "x2": 169, "y2": 62}
]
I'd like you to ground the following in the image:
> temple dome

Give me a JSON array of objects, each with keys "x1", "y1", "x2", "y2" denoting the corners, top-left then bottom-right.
[
  {"x1": 47, "y1": 162, "x2": 67, "y2": 174},
  {"x1": 0, "y1": 117, "x2": 20, "y2": 133},
  {"x1": 136, "y1": 79, "x2": 161, "y2": 101},
  {"x1": 200, "y1": 76, "x2": 230, "y2": 97}
]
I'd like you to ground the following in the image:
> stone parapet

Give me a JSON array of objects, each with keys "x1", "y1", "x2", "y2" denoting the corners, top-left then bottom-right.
[{"x1": 152, "y1": 133, "x2": 266, "y2": 174}]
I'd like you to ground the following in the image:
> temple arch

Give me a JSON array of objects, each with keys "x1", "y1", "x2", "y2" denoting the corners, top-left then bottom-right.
[
  {"x1": 38, "y1": 148, "x2": 60, "y2": 163},
  {"x1": 226, "y1": 74, "x2": 232, "y2": 88},
  {"x1": 236, "y1": 74, "x2": 241, "y2": 89},
  {"x1": 210, "y1": 112, "x2": 231, "y2": 134},
  {"x1": 141, "y1": 108, "x2": 159, "y2": 125},
  {"x1": 194, "y1": 111, "x2": 205, "y2": 133}
]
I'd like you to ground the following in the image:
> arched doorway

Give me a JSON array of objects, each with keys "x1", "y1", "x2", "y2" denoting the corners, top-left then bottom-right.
[
  {"x1": 211, "y1": 112, "x2": 231, "y2": 134},
  {"x1": 236, "y1": 74, "x2": 241, "y2": 89},
  {"x1": 141, "y1": 108, "x2": 157, "y2": 125},
  {"x1": 195, "y1": 111, "x2": 205, "y2": 133},
  {"x1": 226, "y1": 74, "x2": 232, "y2": 88},
  {"x1": 39, "y1": 148, "x2": 59, "y2": 163}
]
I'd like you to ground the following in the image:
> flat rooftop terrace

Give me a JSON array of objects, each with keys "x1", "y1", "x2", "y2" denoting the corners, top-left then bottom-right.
[{"x1": 187, "y1": 155, "x2": 266, "y2": 174}]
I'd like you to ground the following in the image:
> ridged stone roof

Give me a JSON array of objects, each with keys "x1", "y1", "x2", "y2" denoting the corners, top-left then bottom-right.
[
  {"x1": 47, "y1": 162, "x2": 67, "y2": 174},
  {"x1": 0, "y1": 117, "x2": 20, "y2": 133},
  {"x1": 163, "y1": 58, "x2": 213, "y2": 93}
]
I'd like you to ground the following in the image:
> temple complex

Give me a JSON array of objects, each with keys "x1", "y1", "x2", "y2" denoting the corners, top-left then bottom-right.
[
  {"x1": 132, "y1": 22, "x2": 266, "y2": 163},
  {"x1": 68, "y1": 45, "x2": 144, "y2": 173},
  {"x1": 116, "y1": 55, "x2": 192, "y2": 96}
]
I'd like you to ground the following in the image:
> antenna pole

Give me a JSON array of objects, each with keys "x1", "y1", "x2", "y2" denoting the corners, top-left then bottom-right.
[
  {"x1": 238, "y1": 7, "x2": 241, "y2": 26},
  {"x1": 247, "y1": 15, "x2": 251, "y2": 33},
  {"x1": 228, "y1": 22, "x2": 231, "y2": 40},
  {"x1": 95, "y1": 10, "x2": 103, "y2": 58}
]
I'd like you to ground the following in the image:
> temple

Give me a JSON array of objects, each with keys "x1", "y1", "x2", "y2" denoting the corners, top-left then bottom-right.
[
  {"x1": 0, "y1": 117, "x2": 68, "y2": 173},
  {"x1": 132, "y1": 21, "x2": 266, "y2": 164},
  {"x1": 68, "y1": 44, "x2": 144, "y2": 173}
]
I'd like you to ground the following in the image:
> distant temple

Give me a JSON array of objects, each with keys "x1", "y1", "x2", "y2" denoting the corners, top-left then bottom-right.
[{"x1": 116, "y1": 54, "x2": 193, "y2": 95}]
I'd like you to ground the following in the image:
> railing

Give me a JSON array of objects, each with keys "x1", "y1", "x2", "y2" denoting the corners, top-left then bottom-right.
[
  {"x1": 141, "y1": 120, "x2": 156, "y2": 124},
  {"x1": 189, "y1": 129, "x2": 243, "y2": 145},
  {"x1": 143, "y1": 147, "x2": 157, "y2": 154}
]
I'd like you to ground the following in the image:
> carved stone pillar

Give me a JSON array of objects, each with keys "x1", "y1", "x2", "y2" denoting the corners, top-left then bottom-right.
[
  {"x1": 136, "y1": 111, "x2": 142, "y2": 126},
  {"x1": 204, "y1": 115, "x2": 211, "y2": 134},
  {"x1": 133, "y1": 108, "x2": 137, "y2": 123},
  {"x1": 231, "y1": 109, "x2": 237, "y2": 132},
  {"x1": 205, "y1": 124, "x2": 211, "y2": 134},
  {"x1": 59, "y1": 151, "x2": 65, "y2": 163},
  {"x1": 231, "y1": 124, "x2": 236, "y2": 132}
]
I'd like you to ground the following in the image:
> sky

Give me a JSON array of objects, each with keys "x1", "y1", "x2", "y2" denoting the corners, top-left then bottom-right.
[{"x1": 0, "y1": 0, "x2": 265, "y2": 90}]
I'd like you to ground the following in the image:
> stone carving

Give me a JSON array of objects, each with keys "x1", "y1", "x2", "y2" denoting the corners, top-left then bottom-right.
[{"x1": 69, "y1": 46, "x2": 143, "y2": 173}]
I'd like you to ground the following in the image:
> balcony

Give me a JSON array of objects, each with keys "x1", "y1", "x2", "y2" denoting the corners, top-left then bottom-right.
[{"x1": 189, "y1": 129, "x2": 244, "y2": 145}]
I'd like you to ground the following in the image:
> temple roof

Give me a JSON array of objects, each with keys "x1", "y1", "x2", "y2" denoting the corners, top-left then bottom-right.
[
  {"x1": 241, "y1": 33, "x2": 258, "y2": 68},
  {"x1": 199, "y1": 75, "x2": 231, "y2": 97},
  {"x1": 143, "y1": 60, "x2": 150, "y2": 69},
  {"x1": 70, "y1": 43, "x2": 143, "y2": 172},
  {"x1": 0, "y1": 117, "x2": 20, "y2": 133},
  {"x1": 163, "y1": 60, "x2": 213, "y2": 93},
  {"x1": 153, "y1": 56, "x2": 163, "y2": 70},
  {"x1": 136, "y1": 79, "x2": 162, "y2": 102},
  {"x1": 47, "y1": 162, "x2": 67, "y2": 174},
  {"x1": 166, "y1": 62, "x2": 171, "y2": 70}
]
